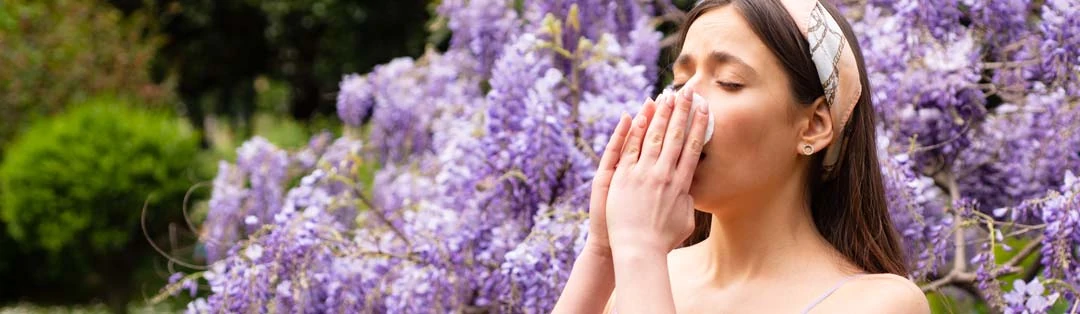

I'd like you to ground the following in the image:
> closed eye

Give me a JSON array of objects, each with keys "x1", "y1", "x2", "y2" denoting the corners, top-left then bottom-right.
[
  {"x1": 672, "y1": 81, "x2": 744, "y2": 92},
  {"x1": 717, "y1": 81, "x2": 744, "y2": 90}
]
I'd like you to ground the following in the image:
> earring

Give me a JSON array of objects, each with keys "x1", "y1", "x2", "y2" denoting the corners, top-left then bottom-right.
[{"x1": 802, "y1": 144, "x2": 814, "y2": 155}]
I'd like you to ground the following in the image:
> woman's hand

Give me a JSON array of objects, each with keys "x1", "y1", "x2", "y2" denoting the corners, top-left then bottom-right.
[
  {"x1": 551, "y1": 98, "x2": 657, "y2": 314},
  {"x1": 585, "y1": 100, "x2": 658, "y2": 256},
  {"x1": 607, "y1": 87, "x2": 710, "y2": 256},
  {"x1": 606, "y1": 87, "x2": 710, "y2": 314}
]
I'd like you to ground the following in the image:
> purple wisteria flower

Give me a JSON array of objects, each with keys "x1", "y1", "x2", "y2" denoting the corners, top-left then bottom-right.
[
  {"x1": 204, "y1": 161, "x2": 247, "y2": 263},
  {"x1": 878, "y1": 133, "x2": 952, "y2": 279},
  {"x1": 1003, "y1": 278, "x2": 1061, "y2": 314},
  {"x1": 235, "y1": 137, "x2": 289, "y2": 230},
  {"x1": 1037, "y1": 171, "x2": 1080, "y2": 295},
  {"x1": 956, "y1": 84, "x2": 1079, "y2": 210},
  {"x1": 438, "y1": 0, "x2": 521, "y2": 74},
  {"x1": 1034, "y1": 0, "x2": 1080, "y2": 92},
  {"x1": 336, "y1": 74, "x2": 374, "y2": 128},
  {"x1": 293, "y1": 130, "x2": 333, "y2": 171},
  {"x1": 481, "y1": 202, "x2": 588, "y2": 313}
]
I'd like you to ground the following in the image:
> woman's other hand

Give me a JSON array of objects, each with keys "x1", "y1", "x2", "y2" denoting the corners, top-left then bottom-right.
[
  {"x1": 552, "y1": 94, "x2": 661, "y2": 314},
  {"x1": 584, "y1": 98, "x2": 657, "y2": 257},
  {"x1": 606, "y1": 87, "x2": 710, "y2": 256}
]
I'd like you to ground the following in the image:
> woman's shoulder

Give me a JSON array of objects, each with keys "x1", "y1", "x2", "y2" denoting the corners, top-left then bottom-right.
[{"x1": 818, "y1": 273, "x2": 930, "y2": 313}]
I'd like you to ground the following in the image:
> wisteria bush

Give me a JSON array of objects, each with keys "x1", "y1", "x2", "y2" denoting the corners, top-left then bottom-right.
[{"x1": 160, "y1": 0, "x2": 1079, "y2": 312}]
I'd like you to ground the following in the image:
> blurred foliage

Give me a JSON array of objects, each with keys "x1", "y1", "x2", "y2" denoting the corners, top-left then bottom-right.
[
  {"x1": 0, "y1": 301, "x2": 178, "y2": 314},
  {"x1": 198, "y1": 76, "x2": 343, "y2": 162},
  {"x1": 0, "y1": 98, "x2": 200, "y2": 310},
  {"x1": 0, "y1": 98, "x2": 197, "y2": 253},
  {"x1": 104, "y1": 0, "x2": 430, "y2": 138},
  {"x1": 0, "y1": 0, "x2": 175, "y2": 158}
]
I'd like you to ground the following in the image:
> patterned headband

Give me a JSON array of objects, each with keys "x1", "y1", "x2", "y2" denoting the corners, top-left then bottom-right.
[{"x1": 778, "y1": 0, "x2": 862, "y2": 178}]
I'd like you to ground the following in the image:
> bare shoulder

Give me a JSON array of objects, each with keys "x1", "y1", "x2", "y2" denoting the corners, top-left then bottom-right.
[{"x1": 821, "y1": 273, "x2": 930, "y2": 314}]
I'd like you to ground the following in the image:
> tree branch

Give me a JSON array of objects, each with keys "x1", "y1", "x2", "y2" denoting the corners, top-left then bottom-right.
[
  {"x1": 920, "y1": 172, "x2": 1046, "y2": 293},
  {"x1": 922, "y1": 271, "x2": 976, "y2": 292},
  {"x1": 921, "y1": 172, "x2": 973, "y2": 293},
  {"x1": 1003, "y1": 236, "x2": 1043, "y2": 271}
]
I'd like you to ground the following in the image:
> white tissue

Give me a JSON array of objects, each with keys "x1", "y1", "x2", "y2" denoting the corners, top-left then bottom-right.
[{"x1": 692, "y1": 93, "x2": 715, "y2": 144}]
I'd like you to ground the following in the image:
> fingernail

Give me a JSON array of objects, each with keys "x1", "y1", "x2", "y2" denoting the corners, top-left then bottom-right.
[
  {"x1": 691, "y1": 93, "x2": 713, "y2": 144},
  {"x1": 633, "y1": 112, "x2": 646, "y2": 127},
  {"x1": 692, "y1": 93, "x2": 708, "y2": 114},
  {"x1": 680, "y1": 85, "x2": 694, "y2": 100}
]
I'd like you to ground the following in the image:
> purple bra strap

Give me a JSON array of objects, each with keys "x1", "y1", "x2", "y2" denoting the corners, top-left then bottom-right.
[
  {"x1": 800, "y1": 274, "x2": 865, "y2": 314},
  {"x1": 610, "y1": 274, "x2": 866, "y2": 314}
]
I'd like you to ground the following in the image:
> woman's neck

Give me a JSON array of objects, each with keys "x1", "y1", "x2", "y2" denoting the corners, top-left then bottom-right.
[{"x1": 693, "y1": 170, "x2": 851, "y2": 287}]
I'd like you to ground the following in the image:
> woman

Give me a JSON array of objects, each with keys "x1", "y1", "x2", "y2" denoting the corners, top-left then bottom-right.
[{"x1": 553, "y1": 0, "x2": 930, "y2": 313}]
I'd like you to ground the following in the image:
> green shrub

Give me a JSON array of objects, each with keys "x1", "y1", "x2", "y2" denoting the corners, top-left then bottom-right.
[
  {"x1": 0, "y1": 0, "x2": 173, "y2": 157},
  {"x1": 0, "y1": 98, "x2": 198, "y2": 255}
]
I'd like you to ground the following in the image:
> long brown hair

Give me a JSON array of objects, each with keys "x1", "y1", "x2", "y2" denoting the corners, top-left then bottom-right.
[{"x1": 675, "y1": 0, "x2": 909, "y2": 276}]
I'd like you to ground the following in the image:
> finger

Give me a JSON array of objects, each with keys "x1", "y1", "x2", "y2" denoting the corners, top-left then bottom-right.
[
  {"x1": 640, "y1": 89, "x2": 675, "y2": 164},
  {"x1": 674, "y1": 94, "x2": 710, "y2": 193},
  {"x1": 629, "y1": 96, "x2": 658, "y2": 145},
  {"x1": 590, "y1": 113, "x2": 632, "y2": 216},
  {"x1": 618, "y1": 99, "x2": 655, "y2": 168},
  {"x1": 639, "y1": 96, "x2": 658, "y2": 126},
  {"x1": 596, "y1": 113, "x2": 632, "y2": 178},
  {"x1": 658, "y1": 87, "x2": 695, "y2": 169}
]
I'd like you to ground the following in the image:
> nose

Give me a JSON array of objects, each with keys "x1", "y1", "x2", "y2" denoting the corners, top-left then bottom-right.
[{"x1": 679, "y1": 76, "x2": 705, "y2": 94}]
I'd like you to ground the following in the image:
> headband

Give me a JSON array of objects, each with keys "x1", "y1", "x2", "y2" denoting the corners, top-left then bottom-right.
[{"x1": 779, "y1": 0, "x2": 862, "y2": 178}]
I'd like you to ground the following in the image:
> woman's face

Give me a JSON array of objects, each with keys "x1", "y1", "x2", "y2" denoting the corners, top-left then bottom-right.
[{"x1": 676, "y1": 5, "x2": 806, "y2": 212}]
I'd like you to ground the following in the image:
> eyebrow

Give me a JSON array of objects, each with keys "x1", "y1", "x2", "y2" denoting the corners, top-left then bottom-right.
[{"x1": 674, "y1": 50, "x2": 758, "y2": 78}]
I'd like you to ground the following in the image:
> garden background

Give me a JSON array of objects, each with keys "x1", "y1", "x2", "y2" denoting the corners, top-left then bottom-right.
[{"x1": 0, "y1": 0, "x2": 1077, "y2": 313}]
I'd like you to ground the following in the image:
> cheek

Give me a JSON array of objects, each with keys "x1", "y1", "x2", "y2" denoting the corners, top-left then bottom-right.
[
  {"x1": 690, "y1": 96, "x2": 793, "y2": 201},
  {"x1": 704, "y1": 101, "x2": 770, "y2": 157},
  {"x1": 690, "y1": 103, "x2": 763, "y2": 192}
]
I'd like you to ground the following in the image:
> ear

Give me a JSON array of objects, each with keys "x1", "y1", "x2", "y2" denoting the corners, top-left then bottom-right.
[{"x1": 796, "y1": 96, "x2": 834, "y2": 155}]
